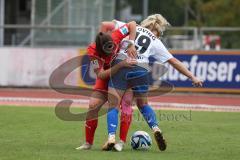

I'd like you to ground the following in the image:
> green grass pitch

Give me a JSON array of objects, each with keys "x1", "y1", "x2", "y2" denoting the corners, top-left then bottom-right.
[{"x1": 0, "y1": 105, "x2": 240, "y2": 160}]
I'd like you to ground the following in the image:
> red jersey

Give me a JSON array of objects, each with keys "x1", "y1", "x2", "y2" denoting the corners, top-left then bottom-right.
[{"x1": 87, "y1": 24, "x2": 130, "y2": 70}]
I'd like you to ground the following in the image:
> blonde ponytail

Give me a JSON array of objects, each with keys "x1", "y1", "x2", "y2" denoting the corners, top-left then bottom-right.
[{"x1": 141, "y1": 14, "x2": 170, "y2": 35}]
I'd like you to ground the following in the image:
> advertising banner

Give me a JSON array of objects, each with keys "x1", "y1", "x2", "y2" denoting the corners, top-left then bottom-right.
[
  {"x1": 78, "y1": 50, "x2": 240, "y2": 93},
  {"x1": 164, "y1": 51, "x2": 240, "y2": 93}
]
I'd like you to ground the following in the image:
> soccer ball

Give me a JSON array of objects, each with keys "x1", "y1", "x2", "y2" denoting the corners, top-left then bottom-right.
[{"x1": 130, "y1": 131, "x2": 152, "y2": 150}]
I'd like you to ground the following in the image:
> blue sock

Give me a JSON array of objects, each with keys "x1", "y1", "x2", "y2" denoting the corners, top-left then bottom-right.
[
  {"x1": 107, "y1": 108, "x2": 119, "y2": 135},
  {"x1": 139, "y1": 105, "x2": 158, "y2": 129}
]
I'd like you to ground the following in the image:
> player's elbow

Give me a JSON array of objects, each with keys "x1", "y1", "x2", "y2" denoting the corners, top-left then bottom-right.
[
  {"x1": 129, "y1": 21, "x2": 136, "y2": 25},
  {"x1": 100, "y1": 21, "x2": 109, "y2": 27},
  {"x1": 168, "y1": 57, "x2": 178, "y2": 65},
  {"x1": 99, "y1": 22, "x2": 107, "y2": 32},
  {"x1": 99, "y1": 21, "x2": 115, "y2": 32},
  {"x1": 128, "y1": 21, "x2": 136, "y2": 27}
]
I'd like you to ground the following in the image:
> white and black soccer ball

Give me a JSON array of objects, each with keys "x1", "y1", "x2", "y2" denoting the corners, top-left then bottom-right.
[{"x1": 130, "y1": 131, "x2": 152, "y2": 150}]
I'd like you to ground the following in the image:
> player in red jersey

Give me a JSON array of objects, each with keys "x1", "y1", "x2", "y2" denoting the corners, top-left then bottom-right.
[{"x1": 76, "y1": 21, "x2": 137, "y2": 151}]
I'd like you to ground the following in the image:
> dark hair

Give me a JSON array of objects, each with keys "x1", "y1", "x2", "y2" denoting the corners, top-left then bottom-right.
[{"x1": 95, "y1": 32, "x2": 114, "y2": 56}]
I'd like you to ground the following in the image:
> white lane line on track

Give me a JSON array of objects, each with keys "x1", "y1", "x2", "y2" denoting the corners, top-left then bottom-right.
[
  {"x1": 0, "y1": 97, "x2": 240, "y2": 112},
  {"x1": 149, "y1": 102, "x2": 240, "y2": 111},
  {"x1": 0, "y1": 97, "x2": 89, "y2": 104}
]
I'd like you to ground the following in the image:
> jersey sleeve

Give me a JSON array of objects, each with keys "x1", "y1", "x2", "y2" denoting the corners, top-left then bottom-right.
[
  {"x1": 90, "y1": 59, "x2": 102, "y2": 70},
  {"x1": 111, "y1": 24, "x2": 130, "y2": 44},
  {"x1": 89, "y1": 56, "x2": 105, "y2": 71},
  {"x1": 113, "y1": 20, "x2": 126, "y2": 30},
  {"x1": 87, "y1": 43, "x2": 96, "y2": 57},
  {"x1": 151, "y1": 39, "x2": 173, "y2": 63},
  {"x1": 87, "y1": 44, "x2": 103, "y2": 70}
]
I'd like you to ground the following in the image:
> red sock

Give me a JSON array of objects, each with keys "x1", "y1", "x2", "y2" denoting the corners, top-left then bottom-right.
[
  {"x1": 120, "y1": 113, "x2": 132, "y2": 142},
  {"x1": 85, "y1": 119, "x2": 98, "y2": 145}
]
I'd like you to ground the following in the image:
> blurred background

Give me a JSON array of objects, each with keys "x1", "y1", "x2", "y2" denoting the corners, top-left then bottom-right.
[
  {"x1": 0, "y1": 0, "x2": 239, "y2": 94},
  {"x1": 1, "y1": 0, "x2": 240, "y2": 50},
  {"x1": 0, "y1": 2, "x2": 239, "y2": 159}
]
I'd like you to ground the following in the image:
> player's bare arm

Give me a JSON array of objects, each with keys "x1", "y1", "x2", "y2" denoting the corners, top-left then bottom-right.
[
  {"x1": 91, "y1": 58, "x2": 137, "y2": 80},
  {"x1": 126, "y1": 21, "x2": 137, "y2": 58},
  {"x1": 99, "y1": 21, "x2": 115, "y2": 33},
  {"x1": 168, "y1": 58, "x2": 203, "y2": 87}
]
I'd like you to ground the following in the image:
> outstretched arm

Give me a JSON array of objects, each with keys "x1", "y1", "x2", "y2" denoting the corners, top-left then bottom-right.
[{"x1": 168, "y1": 58, "x2": 203, "y2": 87}]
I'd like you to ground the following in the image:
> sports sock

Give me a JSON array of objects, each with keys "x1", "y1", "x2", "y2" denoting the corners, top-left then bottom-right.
[
  {"x1": 120, "y1": 93, "x2": 133, "y2": 142},
  {"x1": 120, "y1": 113, "x2": 132, "y2": 142},
  {"x1": 107, "y1": 108, "x2": 119, "y2": 135},
  {"x1": 85, "y1": 119, "x2": 98, "y2": 145},
  {"x1": 139, "y1": 105, "x2": 158, "y2": 129}
]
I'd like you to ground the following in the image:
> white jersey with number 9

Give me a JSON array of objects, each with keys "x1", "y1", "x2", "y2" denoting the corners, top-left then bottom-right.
[{"x1": 118, "y1": 26, "x2": 173, "y2": 64}]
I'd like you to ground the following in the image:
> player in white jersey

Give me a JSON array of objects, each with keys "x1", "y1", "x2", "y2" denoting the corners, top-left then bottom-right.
[
  {"x1": 118, "y1": 25, "x2": 173, "y2": 64},
  {"x1": 104, "y1": 14, "x2": 203, "y2": 151}
]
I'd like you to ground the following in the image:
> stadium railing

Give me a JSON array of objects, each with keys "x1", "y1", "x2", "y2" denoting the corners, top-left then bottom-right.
[
  {"x1": 0, "y1": 25, "x2": 95, "y2": 47},
  {"x1": 1, "y1": 24, "x2": 240, "y2": 50}
]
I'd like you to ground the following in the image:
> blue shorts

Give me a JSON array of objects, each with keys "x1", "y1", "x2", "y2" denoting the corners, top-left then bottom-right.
[{"x1": 108, "y1": 59, "x2": 149, "y2": 94}]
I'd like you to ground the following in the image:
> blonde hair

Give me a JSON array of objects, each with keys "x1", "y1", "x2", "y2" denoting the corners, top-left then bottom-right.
[{"x1": 141, "y1": 14, "x2": 170, "y2": 36}]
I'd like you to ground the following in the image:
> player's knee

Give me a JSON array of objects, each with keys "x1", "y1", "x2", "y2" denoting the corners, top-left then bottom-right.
[
  {"x1": 109, "y1": 101, "x2": 121, "y2": 108},
  {"x1": 108, "y1": 97, "x2": 121, "y2": 107},
  {"x1": 89, "y1": 99, "x2": 102, "y2": 109},
  {"x1": 108, "y1": 94, "x2": 121, "y2": 107},
  {"x1": 136, "y1": 99, "x2": 148, "y2": 108},
  {"x1": 87, "y1": 101, "x2": 101, "y2": 119}
]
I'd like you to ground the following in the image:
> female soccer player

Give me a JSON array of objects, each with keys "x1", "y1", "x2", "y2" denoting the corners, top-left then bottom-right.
[
  {"x1": 76, "y1": 20, "x2": 137, "y2": 150},
  {"x1": 103, "y1": 14, "x2": 203, "y2": 151}
]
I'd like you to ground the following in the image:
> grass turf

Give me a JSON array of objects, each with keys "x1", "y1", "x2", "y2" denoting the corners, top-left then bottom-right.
[{"x1": 0, "y1": 105, "x2": 240, "y2": 160}]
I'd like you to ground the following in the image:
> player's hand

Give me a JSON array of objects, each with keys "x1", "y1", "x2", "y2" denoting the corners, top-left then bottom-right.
[
  {"x1": 127, "y1": 45, "x2": 137, "y2": 59},
  {"x1": 191, "y1": 77, "x2": 203, "y2": 87},
  {"x1": 120, "y1": 58, "x2": 137, "y2": 67}
]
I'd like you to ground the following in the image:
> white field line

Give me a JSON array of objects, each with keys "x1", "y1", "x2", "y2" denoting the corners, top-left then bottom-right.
[{"x1": 0, "y1": 97, "x2": 240, "y2": 112}]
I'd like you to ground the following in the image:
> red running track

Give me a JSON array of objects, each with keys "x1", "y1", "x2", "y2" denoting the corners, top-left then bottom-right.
[{"x1": 0, "y1": 88, "x2": 240, "y2": 112}]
